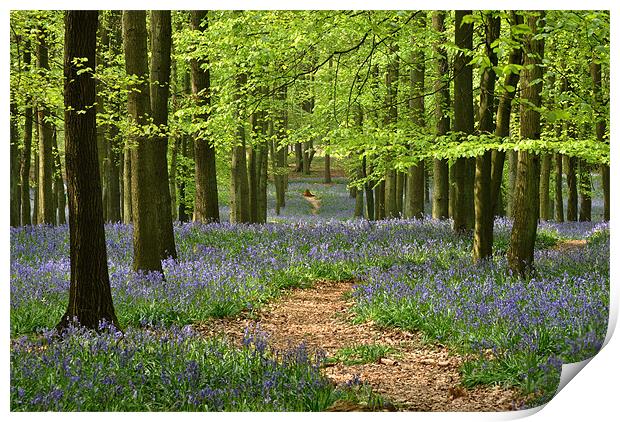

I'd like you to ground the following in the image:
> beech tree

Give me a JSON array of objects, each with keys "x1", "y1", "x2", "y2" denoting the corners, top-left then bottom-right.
[
  {"x1": 123, "y1": 10, "x2": 163, "y2": 273},
  {"x1": 190, "y1": 10, "x2": 220, "y2": 223},
  {"x1": 59, "y1": 10, "x2": 118, "y2": 329},
  {"x1": 149, "y1": 10, "x2": 177, "y2": 259},
  {"x1": 507, "y1": 11, "x2": 545, "y2": 276}
]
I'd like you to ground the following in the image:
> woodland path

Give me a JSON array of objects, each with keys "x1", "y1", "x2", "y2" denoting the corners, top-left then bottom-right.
[{"x1": 196, "y1": 280, "x2": 523, "y2": 411}]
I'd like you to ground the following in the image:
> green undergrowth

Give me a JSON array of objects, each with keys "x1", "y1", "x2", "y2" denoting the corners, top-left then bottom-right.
[{"x1": 326, "y1": 343, "x2": 396, "y2": 366}]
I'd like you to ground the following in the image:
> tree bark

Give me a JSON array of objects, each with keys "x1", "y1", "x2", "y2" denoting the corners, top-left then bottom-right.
[
  {"x1": 473, "y1": 12, "x2": 500, "y2": 262},
  {"x1": 566, "y1": 155, "x2": 578, "y2": 221},
  {"x1": 10, "y1": 100, "x2": 20, "y2": 227},
  {"x1": 36, "y1": 26, "x2": 55, "y2": 225},
  {"x1": 452, "y1": 10, "x2": 475, "y2": 233},
  {"x1": 431, "y1": 12, "x2": 450, "y2": 219},
  {"x1": 230, "y1": 73, "x2": 251, "y2": 223},
  {"x1": 578, "y1": 160, "x2": 592, "y2": 221},
  {"x1": 405, "y1": 23, "x2": 425, "y2": 219},
  {"x1": 20, "y1": 104, "x2": 33, "y2": 226},
  {"x1": 539, "y1": 154, "x2": 551, "y2": 220},
  {"x1": 53, "y1": 127, "x2": 66, "y2": 225},
  {"x1": 508, "y1": 11, "x2": 545, "y2": 276},
  {"x1": 59, "y1": 10, "x2": 118, "y2": 330},
  {"x1": 554, "y1": 152, "x2": 564, "y2": 222},
  {"x1": 362, "y1": 156, "x2": 374, "y2": 220},
  {"x1": 123, "y1": 10, "x2": 163, "y2": 273},
  {"x1": 122, "y1": 149, "x2": 132, "y2": 224},
  {"x1": 490, "y1": 12, "x2": 523, "y2": 219},
  {"x1": 104, "y1": 11, "x2": 122, "y2": 223},
  {"x1": 149, "y1": 10, "x2": 177, "y2": 259},
  {"x1": 191, "y1": 11, "x2": 220, "y2": 223},
  {"x1": 32, "y1": 114, "x2": 39, "y2": 226}
]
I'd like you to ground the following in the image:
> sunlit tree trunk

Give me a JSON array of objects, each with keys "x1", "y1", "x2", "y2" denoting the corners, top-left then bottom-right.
[
  {"x1": 508, "y1": 11, "x2": 545, "y2": 276},
  {"x1": 20, "y1": 104, "x2": 33, "y2": 226},
  {"x1": 10, "y1": 100, "x2": 20, "y2": 227},
  {"x1": 123, "y1": 10, "x2": 163, "y2": 273},
  {"x1": 473, "y1": 12, "x2": 500, "y2": 262},
  {"x1": 191, "y1": 11, "x2": 219, "y2": 223},
  {"x1": 490, "y1": 12, "x2": 523, "y2": 219},
  {"x1": 453, "y1": 10, "x2": 474, "y2": 233},
  {"x1": 36, "y1": 26, "x2": 55, "y2": 225},
  {"x1": 432, "y1": 12, "x2": 450, "y2": 219},
  {"x1": 230, "y1": 73, "x2": 251, "y2": 223},
  {"x1": 59, "y1": 10, "x2": 118, "y2": 330},
  {"x1": 53, "y1": 128, "x2": 66, "y2": 225},
  {"x1": 406, "y1": 19, "x2": 425, "y2": 219}
]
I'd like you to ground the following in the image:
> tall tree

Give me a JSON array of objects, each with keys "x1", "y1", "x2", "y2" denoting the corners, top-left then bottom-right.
[
  {"x1": 473, "y1": 12, "x2": 500, "y2": 262},
  {"x1": 452, "y1": 10, "x2": 475, "y2": 233},
  {"x1": 52, "y1": 128, "x2": 66, "y2": 224},
  {"x1": 431, "y1": 11, "x2": 450, "y2": 219},
  {"x1": 59, "y1": 10, "x2": 118, "y2": 330},
  {"x1": 105, "y1": 11, "x2": 123, "y2": 223},
  {"x1": 508, "y1": 11, "x2": 545, "y2": 276},
  {"x1": 230, "y1": 73, "x2": 251, "y2": 223},
  {"x1": 123, "y1": 10, "x2": 163, "y2": 273},
  {"x1": 590, "y1": 60, "x2": 609, "y2": 221},
  {"x1": 10, "y1": 99, "x2": 20, "y2": 227},
  {"x1": 405, "y1": 15, "x2": 426, "y2": 219},
  {"x1": 191, "y1": 11, "x2": 220, "y2": 223},
  {"x1": 149, "y1": 10, "x2": 177, "y2": 258},
  {"x1": 490, "y1": 11, "x2": 524, "y2": 217},
  {"x1": 36, "y1": 25, "x2": 55, "y2": 224}
]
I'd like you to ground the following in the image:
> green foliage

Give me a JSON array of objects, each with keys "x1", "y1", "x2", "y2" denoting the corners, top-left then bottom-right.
[{"x1": 326, "y1": 343, "x2": 396, "y2": 366}]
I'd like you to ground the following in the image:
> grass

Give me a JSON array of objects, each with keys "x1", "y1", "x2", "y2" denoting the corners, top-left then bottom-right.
[{"x1": 326, "y1": 343, "x2": 396, "y2": 366}]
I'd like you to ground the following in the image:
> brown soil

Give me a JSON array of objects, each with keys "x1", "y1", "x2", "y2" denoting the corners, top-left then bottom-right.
[
  {"x1": 304, "y1": 195, "x2": 321, "y2": 215},
  {"x1": 553, "y1": 239, "x2": 587, "y2": 252},
  {"x1": 195, "y1": 280, "x2": 524, "y2": 412}
]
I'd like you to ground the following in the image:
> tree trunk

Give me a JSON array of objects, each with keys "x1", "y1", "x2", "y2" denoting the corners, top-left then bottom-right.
[
  {"x1": 230, "y1": 75, "x2": 250, "y2": 223},
  {"x1": 122, "y1": 149, "x2": 132, "y2": 224},
  {"x1": 53, "y1": 128, "x2": 66, "y2": 225},
  {"x1": 59, "y1": 10, "x2": 118, "y2": 330},
  {"x1": 36, "y1": 27, "x2": 55, "y2": 225},
  {"x1": 431, "y1": 12, "x2": 450, "y2": 219},
  {"x1": 362, "y1": 156, "x2": 374, "y2": 220},
  {"x1": 32, "y1": 114, "x2": 39, "y2": 226},
  {"x1": 473, "y1": 13, "x2": 500, "y2": 262},
  {"x1": 20, "y1": 104, "x2": 33, "y2": 226},
  {"x1": 490, "y1": 12, "x2": 523, "y2": 219},
  {"x1": 149, "y1": 10, "x2": 177, "y2": 259},
  {"x1": 539, "y1": 154, "x2": 551, "y2": 220},
  {"x1": 105, "y1": 11, "x2": 122, "y2": 223},
  {"x1": 590, "y1": 61, "x2": 609, "y2": 221},
  {"x1": 96, "y1": 21, "x2": 109, "y2": 222},
  {"x1": 324, "y1": 153, "x2": 332, "y2": 184},
  {"x1": 566, "y1": 155, "x2": 578, "y2": 221},
  {"x1": 374, "y1": 180, "x2": 385, "y2": 220},
  {"x1": 406, "y1": 24, "x2": 425, "y2": 219},
  {"x1": 508, "y1": 11, "x2": 545, "y2": 276},
  {"x1": 191, "y1": 11, "x2": 219, "y2": 223},
  {"x1": 452, "y1": 10, "x2": 475, "y2": 233},
  {"x1": 294, "y1": 143, "x2": 303, "y2": 172},
  {"x1": 554, "y1": 153, "x2": 564, "y2": 222},
  {"x1": 123, "y1": 10, "x2": 163, "y2": 273},
  {"x1": 10, "y1": 100, "x2": 20, "y2": 227},
  {"x1": 578, "y1": 160, "x2": 592, "y2": 221}
]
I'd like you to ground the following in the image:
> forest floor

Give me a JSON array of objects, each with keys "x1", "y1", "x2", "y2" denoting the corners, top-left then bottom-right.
[{"x1": 196, "y1": 279, "x2": 524, "y2": 411}]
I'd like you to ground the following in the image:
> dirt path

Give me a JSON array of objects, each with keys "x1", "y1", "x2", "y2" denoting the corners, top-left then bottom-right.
[
  {"x1": 304, "y1": 196, "x2": 321, "y2": 215},
  {"x1": 195, "y1": 280, "x2": 523, "y2": 411}
]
